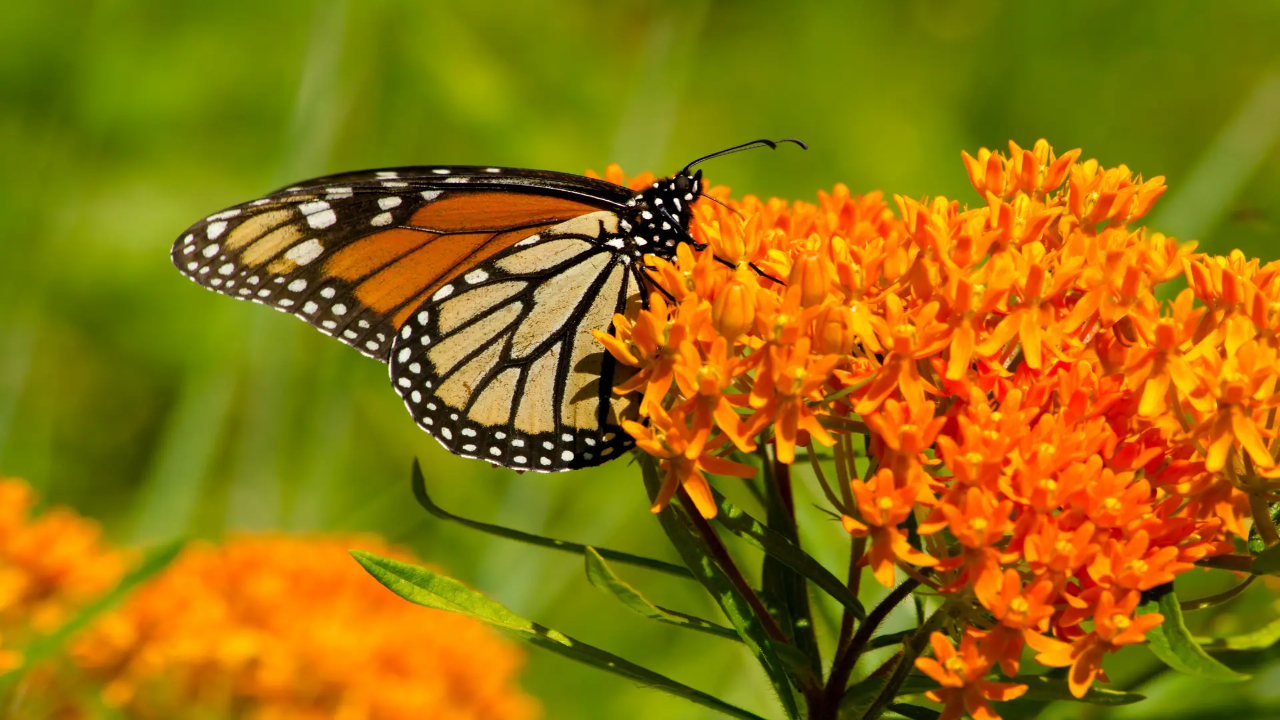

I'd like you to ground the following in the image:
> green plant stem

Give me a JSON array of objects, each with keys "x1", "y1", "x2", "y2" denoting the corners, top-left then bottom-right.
[
  {"x1": 858, "y1": 596, "x2": 951, "y2": 720},
  {"x1": 1249, "y1": 492, "x2": 1280, "y2": 547},
  {"x1": 816, "y1": 577, "x2": 922, "y2": 720},
  {"x1": 678, "y1": 485, "x2": 789, "y2": 643}
]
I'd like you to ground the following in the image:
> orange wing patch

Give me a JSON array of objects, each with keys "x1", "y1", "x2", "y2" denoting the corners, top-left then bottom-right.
[{"x1": 410, "y1": 192, "x2": 603, "y2": 231}]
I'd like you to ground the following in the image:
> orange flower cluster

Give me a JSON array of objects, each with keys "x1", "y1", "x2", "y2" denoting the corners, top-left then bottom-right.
[
  {"x1": 599, "y1": 140, "x2": 1276, "y2": 708},
  {"x1": 0, "y1": 478, "x2": 536, "y2": 720},
  {"x1": 73, "y1": 535, "x2": 539, "y2": 720},
  {"x1": 0, "y1": 478, "x2": 125, "y2": 672}
]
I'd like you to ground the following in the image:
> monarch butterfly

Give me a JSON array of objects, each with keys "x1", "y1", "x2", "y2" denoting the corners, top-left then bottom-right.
[{"x1": 171, "y1": 139, "x2": 804, "y2": 472}]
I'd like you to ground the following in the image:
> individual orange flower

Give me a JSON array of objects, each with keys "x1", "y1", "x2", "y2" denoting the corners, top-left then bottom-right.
[
  {"x1": 748, "y1": 336, "x2": 839, "y2": 464},
  {"x1": 625, "y1": 404, "x2": 756, "y2": 518},
  {"x1": 1186, "y1": 339, "x2": 1279, "y2": 473},
  {"x1": 980, "y1": 571, "x2": 1057, "y2": 676},
  {"x1": 841, "y1": 469, "x2": 938, "y2": 587},
  {"x1": 1087, "y1": 530, "x2": 1191, "y2": 592},
  {"x1": 915, "y1": 629, "x2": 1028, "y2": 720},
  {"x1": 1027, "y1": 590, "x2": 1163, "y2": 699}
]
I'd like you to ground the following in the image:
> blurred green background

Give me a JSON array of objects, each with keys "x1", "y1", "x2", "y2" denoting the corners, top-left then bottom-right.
[{"x1": 3, "y1": 1, "x2": 1280, "y2": 718}]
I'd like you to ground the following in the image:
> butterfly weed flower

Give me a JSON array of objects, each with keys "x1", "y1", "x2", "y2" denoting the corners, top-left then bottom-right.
[
  {"x1": 595, "y1": 138, "x2": 1280, "y2": 717},
  {"x1": 72, "y1": 535, "x2": 538, "y2": 719}
]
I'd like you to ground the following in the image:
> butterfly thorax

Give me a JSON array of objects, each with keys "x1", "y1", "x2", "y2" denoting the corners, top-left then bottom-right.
[{"x1": 614, "y1": 169, "x2": 703, "y2": 261}]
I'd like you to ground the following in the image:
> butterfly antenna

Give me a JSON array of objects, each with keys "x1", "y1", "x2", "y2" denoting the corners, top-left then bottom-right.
[
  {"x1": 681, "y1": 138, "x2": 807, "y2": 175},
  {"x1": 696, "y1": 192, "x2": 743, "y2": 219}
]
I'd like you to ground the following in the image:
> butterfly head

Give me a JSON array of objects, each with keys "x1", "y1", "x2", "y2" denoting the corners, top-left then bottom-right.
[{"x1": 617, "y1": 139, "x2": 804, "y2": 261}]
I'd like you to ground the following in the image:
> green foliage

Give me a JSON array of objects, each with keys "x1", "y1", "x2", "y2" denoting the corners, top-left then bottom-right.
[{"x1": 1141, "y1": 589, "x2": 1250, "y2": 682}]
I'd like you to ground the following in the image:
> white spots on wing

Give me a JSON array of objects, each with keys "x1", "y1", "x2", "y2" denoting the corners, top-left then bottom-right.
[
  {"x1": 606, "y1": 238, "x2": 625, "y2": 249},
  {"x1": 561, "y1": 450, "x2": 574, "y2": 462},
  {"x1": 326, "y1": 188, "x2": 353, "y2": 199},
  {"x1": 641, "y1": 211, "x2": 652, "y2": 220},
  {"x1": 462, "y1": 444, "x2": 477, "y2": 453},
  {"x1": 432, "y1": 284, "x2": 454, "y2": 301},
  {"x1": 320, "y1": 287, "x2": 336, "y2": 299},
  {"x1": 358, "y1": 319, "x2": 370, "y2": 329},
  {"x1": 514, "y1": 234, "x2": 541, "y2": 247},
  {"x1": 202, "y1": 244, "x2": 220, "y2": 258},
  {"x1": 421, "y1": 190, "x2": 443, "y2": 201},
  {"x1": 511, "y1": 439, "x2": 524, "y2": 448},
  {"x1": 247, "y1": 276, "x2": 260, "y2": 285},
  {"x1": 397, "y1": 347, "x2": 411, "y2": 363},
  {"x1": 376, "y1": 171, "x2": 399, "y2": 178},
  {"x1": 489, "y1": 447, "x2": 501, "y2": 456},
  {"x1": 210, "y1": 278, "x2": 223, "y2": 287},
  {"x1": 306, "y1": 209, "x2": 337, "y2": 229},
  {"x1": 514, "y1": 455, "x2": 527, "y2": 464},
  {"x1": 343, "y1": 329, "x2": 358, "y2": 339},
  {"x1": 561, "y1": 433, "x2": 573, "y2": 442},
  {"x1": 427, "y1": 403, "x2": 437, "y2": 411},
  {"x1": 287, "y1": 278, "x2": 307, "y2": 292},
  {"x1": 401, "y1": 325, "x2": 412, "y2": 339},
  {"x1": 673, "y1": 198, "x2": 682, "y2": 212},
  {"x1": 257, "y1": 289, "x2": 270, "y2": 298},
  {"x1": 303, "y1": 301, "x2": 318, "y2": 314},
  {"x1": 378, "y1": 196, "x2": 402, "y2": 210},
  {"x1": 397, "y1": 378, "x2": 411, "y2": 388},
  {"x1": 332, "y1": 303, "x2": 347, "y2": 316},
  {"x1": 381, "y1": 181, "x2": 407, "y2": 188},
  {"x1": 370, "y1": 212, "x2": 393, "y2": 226},
  {"x1": 239, "y1": 288, "x2": 252, "y2": 296},
  {"x1": 298, "y1": 200, "x2": 329, "y2": 215},
  {"x1": 540, "y1": 457, "x2": 552, "y2": 466},
  {"x1": 441, "y1": 427, "x2": 453, "y2": 440},
  {"x1": 366, "y1": 340, "x2": 380, "y2": 351},
  {"x1": 461, "y1": 428, "x2": 477, "y2": 438},
  {"x1": 322, "y1": 320, "x2": 336, "y2": 329},
  {"x1": 218, "y1": 263, "x2": 235, "y2": 275},
  {"x1": 185, "y1": 261, "x2": 199, "y2": 271},
  {"x1": 207, "y1": 209, "x2": 241, "y2": 221},
  {"x1": 444, "y1": 176, "x2": 469, "y2": 183},
  {"x1": 279, "y1": 298, "x2": 294, "y2": 307},
  {"x1": 542, "y1": 441, "x2": 554, "y2": 450},
  {"x1": 411, "y1": 390, "x2": 422, "y2": 403},
  {"x1": 206, "y1": 221, "x2": 228, "y2": 239},
  {"x1": 285, "y1": 238, "x2": 324, "y2": 265},
  {"x1": 417, "y1": 310, "x2": 430, "y2": 325},
  {"x1": 408, "y1": 362, "x2": 421, "y2": 374},
  {"x1": 419, "y1": 335, "x2": 431, "y2": 346},
  {"x1": 464, "y1": 269, "x2": 489, "y2": 284},
  {"x1": 431, "y1": 168, "x2": 451, "y2": 174}
]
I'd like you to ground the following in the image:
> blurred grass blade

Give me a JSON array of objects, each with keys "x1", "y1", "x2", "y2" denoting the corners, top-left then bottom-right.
[
  {"x1": 584, "y1": 547, "x2": 740, "y2": 642},
  {"x1": 1, "y1": 539, "x2": 184, "y2": 685},
  {"x1": 639, "y1": 455, "x2": 800, "y2": 720},
  {"x1": 351, "y1": 550, "x2": 768, "y2": 720},
  {"x1": 1250, "y1": 542, "x2": 1280, "y2": 575},
  {"x1": 712, "y1": 487, "x2": 865, "y2": 620},
  {"x1": 409, "y1": 459, "x2": 692, "y2": 579},
  {"x1": 1141, "y1": 589, "x2": 1250, "y2": 681},
  {"x1": 131, "y1": 367, "x2": 236, "y2": 542}
]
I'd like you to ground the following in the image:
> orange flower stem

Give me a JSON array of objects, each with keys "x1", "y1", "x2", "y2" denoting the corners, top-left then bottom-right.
[
  {"x1": 818, "y1": 575, "x2": 924, "y2": 720},
  {"x1": 676, "y1": 485, "x2": 789, "y2": 644}
]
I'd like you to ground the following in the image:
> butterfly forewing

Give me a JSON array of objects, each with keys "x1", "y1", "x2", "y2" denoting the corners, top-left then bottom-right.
[
  {"x1": 388, "y1": 213, "x2": 644, "y2": 471},
  {"x1": 170, "y1": 167, "x2": 630, "y2": 360}
]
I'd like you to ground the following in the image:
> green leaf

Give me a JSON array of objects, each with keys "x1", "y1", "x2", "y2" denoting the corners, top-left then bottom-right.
[
  {"x1": 887, "y1": 703, "x2": 940, "y2": 720},
  {"x1": 1196, "y1": 615, "x2": 1280, "y2": 651},
  {"x1": 638, "y1": 455, "x2": 801, "y2": 720},
  {"x1": 1141, "y1": 588, "x2": 1250, "y2": 681},
  {"x1": 1, "y1": 539, "x2": 184, "y2": 684},
  {"x1": 868, "y1": 629, "x2": 915, "y2": 651},
  {"x1": 352, "y1": 550, "x2": 768, "y2": 720},
  {"x1": 410, "y1": 459, "x2": 692, "y2": 579},
  {"x1": 1015, "y1": 675, "x2": 1145, "y2": 705},
  {"x1": 584, "y1": 547, "x2": 740, "y2": 641},
  {"x1": 711, "y1": 487, "x2": 865, "y2": 620},
  {"x1": 1250, "y1": 542, "x2": 1280, "y2": 575}
]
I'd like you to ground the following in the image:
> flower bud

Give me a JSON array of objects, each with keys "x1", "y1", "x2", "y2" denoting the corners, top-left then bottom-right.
[
  {"x1": 813, "y1": 304, "x2": 857, "y2": 355},
  {"x1": 788, "y1": 249, "x2": 832, "y2": 308},
  {"x1": 712, "y1": 279, "x2": 755, "y2": 343}
]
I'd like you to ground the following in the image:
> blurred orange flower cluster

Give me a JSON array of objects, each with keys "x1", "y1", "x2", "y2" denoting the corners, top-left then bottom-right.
[
  {"x1": 0, "y1": 479, "x2": 537, "y2": 720},
  {"x1": 597, "y1": 140, "x2": 1276, "y2": 707}
]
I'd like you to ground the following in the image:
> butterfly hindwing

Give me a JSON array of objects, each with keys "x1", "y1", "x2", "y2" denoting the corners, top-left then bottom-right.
[
  {"x1": 388, "y1": 213, "x2": 644, "y2": 471},
  {"x1": 171, "y1": 167, "x2": 630, "y2": 360}
]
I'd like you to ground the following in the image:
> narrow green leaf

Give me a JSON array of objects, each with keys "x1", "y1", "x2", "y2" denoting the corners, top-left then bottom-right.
[
  {"x1": 712, "y1": 486, "x2": 865, "y2": 620},
  {"x1": 1, "y1": 539, "x2": 184, "y2": 683},
  {"x1": 1015, "y1": 676, "x2": 1145, "y2": 705},
  {"x1": 1250, "y1": 542, "x2": 1280, "y2": 575},
  {"x1": 351, "y1": 550, "x2": 768, "y2": 720},
  {"x1": 584, "y1": 547, "x2": 740, "y2": 641},
  {"x1": 410, "y1": 459, "x2": 692, "y2": 579},
  {"x1": 888, "y1": 703, "x2": 940, "y2": 720},
  {"x1": 868, "y1": 629, "x2": 915, "y2": 651},
  {"x1": 1140, "y1": 589, "x2": 1250, "y2": 681},
  {"x1": 638, "y1": 455, "x2": 801, "y2": 720},
  {"x1": 1196, "y1": 615, "x2": 1280, "y2": 651}
]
